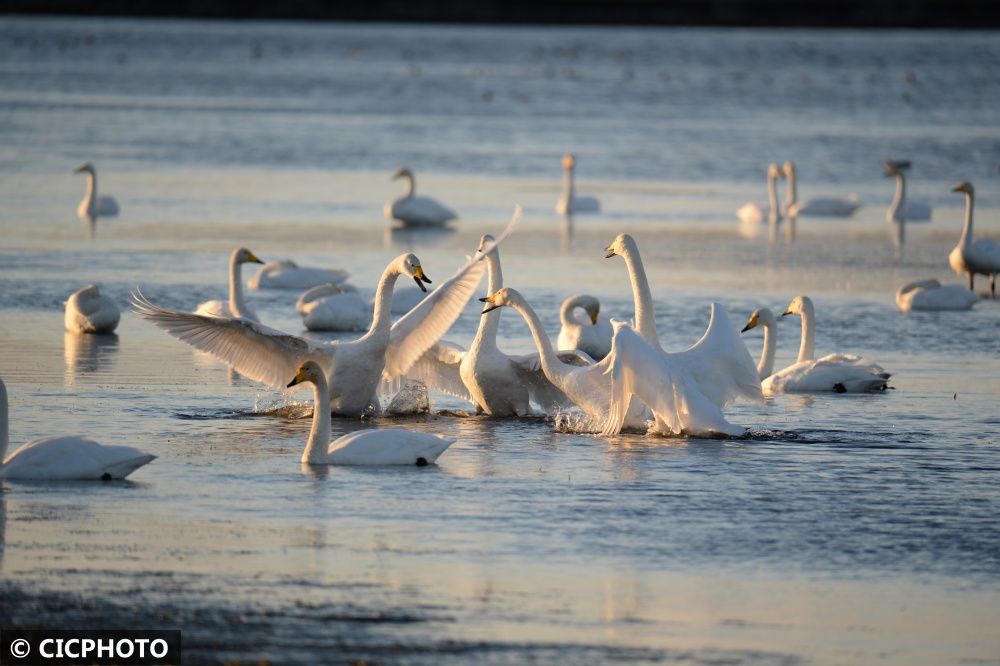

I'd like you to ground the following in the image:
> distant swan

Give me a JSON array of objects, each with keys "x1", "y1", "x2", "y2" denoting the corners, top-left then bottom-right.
[
  {"x1": 0, "y1": 378, "x2": 155, "y2": 480},
  {"x1": 555, "y1": 154, "x2": 600, "y2": 215},
  {"x1": 949, "y1": 181, "x2": 1000, "y2": 297},
  {"x1": 384, "y1": 168, "x2": 457, "y2": 228},
  {"x1": 896, "y1": 279, "x2": 978, "y2": 312},
  {"x1": 288, "y1": 362, "x2": 454, "y2": 466},
  {"x1": 247, "y1": 260, "x2": 350, "y2": 291},
  {"x1": 65, "y1": 285, "x2": 120, "y2": 334},
  {"x1": 74, "y1": 162, "x2": 119, "y2": 222},
  {"x1": 885, "y1": 160, "x2": 931, "y2": 245},
  {"x1": 194, "y1": 248, "x2": 264, "y2": 322},
  {"x1": 783, "y1": 161, "x2": 860, "y2": 217},
  {"x1": 296, "y1": 283, "x2": 370, "y2": 332},
  {"x1": 557, "y1": 294, "x2": 613, "y2": 360},
  {"x1": 737, "y1": 163, "x2": 782, "y2": 226}
]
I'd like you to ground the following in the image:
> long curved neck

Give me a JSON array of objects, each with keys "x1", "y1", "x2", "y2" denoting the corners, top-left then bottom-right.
[
  {"x1": 301, "y1": 378, "x2": 332, "y2": 464},
  {"x1": 0, "y1": 379, "x2": 9, "y2": 463},
  {"x1": 620, "y1": 239, "x2": 659, "y2": 348},
  {"x1": 560, "y1": 297, "x2": 582, "y2": 329},
  {"x1": 471, "y1": 251, "x2": 503, "y2": 352},
  {"x1": 784, "y1": 169, "x2": 797, "y2": 212},
  {"x1": 758, "y1": 320, "x2": 776, "y2": 379},
  {"x1": 402, "y1": 173, "x2": 415, "y2": 197},
  {"x1": 228, "y1": 256, "x2": 249, "y2": 318},
  {"x1": 296, "y1": 283, "x2": 341, "y2": 311},
  {"x1": 889, "y1": 173, "x2": 906, "y2": 221},
  {"x1": 767, "y1": 171, "x2": 781, "y2": 222},
  {"x1": 959, "y1": 191, "x2": 975, "y2": 248},
  {"x1": 795, "y1": 302, "x2": 816, "y2": 363},
  {"x1": 83, "y1": 172, "x2": 96, "y2": 210},
  {"x1": 561, "y1": 166, "x2": 575, "y2": 205},
  {"x1": 362, "y1": 262, "x2": 400, "y2": 343},
  {"x1": 509, "y1": 298, "x2": 567, "y2": 384}
]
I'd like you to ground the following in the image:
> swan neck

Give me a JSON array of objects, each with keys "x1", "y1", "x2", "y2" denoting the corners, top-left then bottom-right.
[
  {"x1": 302, "y1": 378, "x2": 332, "y2": 464},
  {"x1": 767, "y1": 170, "x2": 781, "y2": 222},
  {"x1": 510, "y1": 298, "x2": 565, "y2": 382},
  {"x1": 758, "y1": 319, "x2": 776, "y2": 379},
  {"x1": 228, "y1": 255, "x2": 248, "y2": 318},
  {"x1": 403, "y1": 173, "x2": 415, "y2": 197},
  {"x1": 889, "y1": 173, "x2": 905, "y2": 220},
  {"x1": 621, "y1": 240, "x2": 659, "y2": 348},
  {"x1": 0, "y1": 379, "x2": 8, "y2": 463},
  {"x1": 960, "y1": 191, "x2": 975, "y2": 247},
  {"x1": 796, "y1": 303, "x2": 816, "y2": 363},
  {"x1": 85, "y1": 171, "x2": 96, "y2": 205},
  {"x1": 562, "y1": 167, "x2": 575, "y2": 205},
  {"x1": 472, "y1": 251, "x2": 503, "y2": 351},
  {"x1": 559, "y1": 297, "x2": 580, "y2": 329},
  {"x1": 365, "y1": 262, "x2": 399, "y2": 341},
  {"x1": 784, "y1": 168, "x2": 797, "y2": 212}
]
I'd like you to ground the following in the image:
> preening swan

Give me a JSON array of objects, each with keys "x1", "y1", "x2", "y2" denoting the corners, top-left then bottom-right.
[
  {"x1": 949, "y1": 181, "x2": 1000, "y2": 296},
  {"x1": 247, "y1": 260, "x2": 349, "y2": 291},
  {"x1": 65, "y1": 285, "x2": 120, "y2": 334},
  {"x1": 384, "y1": 168, "x2": 457, "y2": 228},
  {"x1": 737, "y1": 163, "x2": 783, "y2": 228},
  {"x1": 556, "y1": 294, "x2": 613, "y2": 361},
  {"x1": 296, "y1": 283, "x2": 370, "y2": 332},
  {"x1": 742, "y1": 297, "x2": 891, "y2": 394},
  {"x1": 896, "y1": 279, "x2": 978, "y2": 312},
  {"x1": 74, "y1": 162, "x2": 119, "y2": 222},
  {"x1": 783, "y1": 161, "x2": 860, "y2": 218},
  {"x1": 0, "y1": 378, "x2": 155, "y2": 480},
  {"x1": 555, "y1": 154, "x2": 600, "y2": 215},
  {"x1": 194, "y1": 248, "x2": 264, "y2": 322},
  {"x1": 288, "y1": 363, "x2": 453, "y2": 465}
]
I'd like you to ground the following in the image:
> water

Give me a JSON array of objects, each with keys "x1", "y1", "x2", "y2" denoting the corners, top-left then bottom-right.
[{"x1": 1, "y1": 16, "x2": 999, "y2": 665}]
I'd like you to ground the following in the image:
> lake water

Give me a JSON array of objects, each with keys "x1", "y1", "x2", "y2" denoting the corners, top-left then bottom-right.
[{"x1": 1, "y1": 16, "x2": 999, "y2": 665}]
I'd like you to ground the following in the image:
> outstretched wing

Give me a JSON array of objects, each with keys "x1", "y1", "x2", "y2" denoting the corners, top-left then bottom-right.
[
  {"x1": 510, "y1": 350, "x2": 593, "y2": 410},
  {"x1": 131, "y1": 290, "x2": 333, "y2": 388},
  {"x1": 382, "y1": 340, "x2": 472, "y2": 402}
]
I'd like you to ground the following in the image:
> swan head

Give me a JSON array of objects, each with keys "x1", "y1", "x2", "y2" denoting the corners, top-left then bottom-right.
[
  {"x1": 781, "y1": 161, "x2": 795, "y2": 178},
  {"x1": 234, "y1": 248, "x2": 265, "y2": 265},
  {"x1": 286, "y1": 361, "x2": 325, "y2": 388},
  {"x1": 398, "y1": 253, "x2": 431, "y2": 292},
  {"x1": 768, "y1": 163, "x2": 783, "y2": 179},
  {"x1": 884, "y1": 159, "x2": 911, "y2": 177},
  {"x1": 604, "y1": 233, "x2": 635, "y2": 259},
  {"x1": 73, "y1": 162, "x2": 96, "y2": 175},
  {"x1": 562, "y1": 154, "x2": 576, "y2": 170},
  {"x1": 571, "y1": 294, "x2": 601, "y2": 324},
  {"x1": 476, "y1": 234, "x2": 496, "y2": 254},
  {"x1": 479, "y1": 287, "x2": 520, "y2": 314},
  {"x1": 741, "y1": 307, "x2": 776, "y2": 333},
  {"x1": 952, "y1": 181, "x2": 974, "y2": 195},
  {"x1": 392, "y1": 167, "x2": 413, "y2": 181},
  {"x1": 781, "y1": 295, "x2": 813, "y2": 318}
]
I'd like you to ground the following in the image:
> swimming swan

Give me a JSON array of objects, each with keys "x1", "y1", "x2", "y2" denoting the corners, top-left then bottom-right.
[
  {"x1": 74, "y1": 162, "x2": 119, "y2": 222},
  {"x1": 555, "y1": 154, "x2": 600, "y2": 215},
  {"x1": 783, "y1": 161, "x2": 860, "y2": 218},
  {"x1": 885, "y1": 160, "x2": 931, "y2": 245},
  {"x1": 288, "y1": 362, "x2": 454, "y2": 465},
  {"x1": 0, "y1": 378, "x2": 155, "y2": 480},
  {"x1": 949, "y1": 181, "x2": 1000, "y2": 297},
  {"x1": 737, "y1": 163, "x2": 783, "y2": 227},
  {"x1": 194, "y1": 248, "x2": 264, "y2": 322},
  {"x1": 296, "y1": 283, "x2": 370, "y2": 332},
  {"x1": 384, "y1": 168, "x2": 457, "y2": 228},
  {"x1": 556, "y1": 294, "x2": 613, "y2": 361},
  {"x1": 65, "y1": 285, "x2": 120, "y2": 334},
  {"x1": 246, "y1": 260, "x2": 350, "y2": 291},
  {"x1": 896, "y1": 279, "x2": 978, "y2": 312}
]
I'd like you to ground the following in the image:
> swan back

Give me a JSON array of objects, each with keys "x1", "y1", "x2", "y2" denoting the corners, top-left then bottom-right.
[
  {"x1": 65, "y1": 285, "x2": 120, "y2": 334},
  {"x1": 326, "y1": 429, "x2": 454, "y2": 465},
  {"x1": 896, "y1": 279, "x2": 977, "y2": 311}
]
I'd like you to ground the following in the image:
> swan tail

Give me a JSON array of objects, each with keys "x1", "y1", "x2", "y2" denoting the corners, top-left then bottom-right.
[{"x1": 101, "y1": 454, "x2": 157, "y2": 479}]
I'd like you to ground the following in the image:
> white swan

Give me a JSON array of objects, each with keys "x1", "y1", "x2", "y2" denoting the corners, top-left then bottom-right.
[
  {"x1": 384, "y1": 168, "x2": 457, "y2": 228},
  {"x1": 783, "y1": 161, "x2": 860, "y2": 218},
  {"x1": 949, "y1": 181, "x2": 1000, "y2": 297},
  {"x1": 194, "y1": 248, "x2": 264, "y2": 322},
  {"x1": 65, "y1": 285, "x2": 120, "y2": 334},
  {"x1": 556, "y1": 294, "x2": 613, "y2": 361},
  {"x1": 742, "y1": 298, "x2": 891, "y2": 394},
  {"x1": 896, "y1": 279, "x2": 978, "y2": 312},
  {"x1": 737, "y1": 163, "x2": 783, "y2": 226},
  {"x1": 246, "y1": 260, "x2": 349, "y2": 291},
  {"x1": 0, "y1": 378, "x2": 155, "y2": 480},
  {"x1": 74, "y1": 162, "x2": 119, "y2": 222},
  {"x1": 296, "y1": 283, "x2": 370, "y2": 332},
  {"x1": 288, "y1": 362, "x2": 453, "y2": 466},
  {"x1": 132, "y1": 212, "x2": 518, "y2": 417},
  {"x1": 885, "y1": 160, "x2": 932, "y2": 245},
  {"x1": 555, "y1": 154, "x2": 600, "y2": 215}
]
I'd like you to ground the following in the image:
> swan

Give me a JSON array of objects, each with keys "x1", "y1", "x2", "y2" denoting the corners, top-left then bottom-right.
[
  {"x1": 74, "y1": 162, "x2": 119, "y2": 222},
  {"x1": 885, "y1": 160, "x2": 932, "y2": 245},
  {"x1": 194, "y1": 248, "x2": 264, "y2": 322},
  {"x1": 556, "y1": 294, "x2": 613, "y2": 360},
  {"x1": 555, "y1": 154, "x2": 600, "y2": 215},
  {"x1": 736, "y1": 163, "x2": 783, "y2": 226},
  {"x1": 246, "y1": 260, "x2": 350, "y2": 291},
  {"x1": 296, "y1": 283, "x2": 370, "y2": 332},
  {"x1": 132, "y1": 211, "x2": 519, "y2": 416},
  {"x1": 783, "y1": 161, "x2": 860, "y2": 218},
  {"x1": 384, "y1": 168, "x2": 457, "y2": 228},
  {"x1": 287, "y1": 362, "x2": 453, "y2": 466},
  {"x1": 896, "y1": 279, "x2": 978, "y2": 312},
  {"x1": 949, "y1": 181, "x2": 1000, "y2": 297},
  {"x1": 65, "y1": 285, "x2": 120, "y2": 334},
  {"x1": 742, "y1": 298, "x2": 891, "y2": 394},
  {"x1": 0, "y1": 378, "x2": 155, "y2": 480}
]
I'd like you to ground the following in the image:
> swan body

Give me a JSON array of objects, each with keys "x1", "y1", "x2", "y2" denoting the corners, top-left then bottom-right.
[
  {"x1": 247, "y1": 260, "x2": 349, "y2": 291},
  {"x1": 194, "y1": 248, "x2": 264, "y2": 322},
  {"x1": 555, "y1": 154, "x2": 600, "y2": 215},
  {"x1": 556, "y1": 294, "x2": 613, "y2": 361},
  {"x1": 0, "y1": 379, "x2": 155, "y2": 480},
  {"x1": 65, "y1": 285, "x2": 120, "y2": 334},
  {"x1": 783, "y1": 161, "x2": 860, "y2": 218},
  {"x1": 384, "y1": 168, "x2": 457, "y2": 228},
  {"x1": 297, "y1": 283, "x2": 370, "y2": 332},
  {"x1": 948, "y1": 182, "x2": 1000, "y2": 297},
  {"x1": 737, "y1": 163, "x2": 782, "y2": 227},
  {"x1": 896, "y1": 279, "x2": 978, "y2": 312},
  {"x1": 289, "y1": 363, "x2": 453, "y2": 465},
  {"x1": 885, "y1": 160, "x2": 932, "y2": 225},
  {"x1": 74, "y1": 162, "x2": 119, "y2": 221}
]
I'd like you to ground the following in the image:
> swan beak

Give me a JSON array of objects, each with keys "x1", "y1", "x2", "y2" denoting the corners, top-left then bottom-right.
[
  {"x1": 391, "y1": 168, "x2": 406, "y2": 180},
  {"x1": 479, "y1": 295, "x2": 501, "y2": 314},
  {"x1": 604, "y1": 246, "x2": 616, "y2": 259},
  {"x1": 248, "y1": 252, "x2": 264, "y2": 264},
  {"x1": 590, "y1": 313, "x2": 598, "y2": 325},
  {"x1": 740, "y1": 323, "x2": 753, "y2": 333},
  {"x1": 781, "y1": 310, "x2": 792, "y2": 317},
  {"x1": 287, "y1": 368, "x2": 306, "y2": 388},
  {"x1": 412, "y1": 265, "x2": 431, "y2": 292},
  {"x1": 73, "y1": 165, "x2": 85, "y2": 173}
]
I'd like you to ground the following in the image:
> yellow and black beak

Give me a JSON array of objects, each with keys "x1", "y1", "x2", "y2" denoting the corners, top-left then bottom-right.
[
  {"x1": 479, "y1": 294, "x2": 501, "y2": 314},
  {"x1": 287, "y1": 367, "x2": 307, "y2": 388},
  {"x1": 590, "y1": 312, "x2": 598, "y2": 325},
  {"x1": 740, "y1": 323, "x2": 752, "y2": 333},
  {"x1": 248, "y1": 252, "x2": 264, "y2": 264},
  {"x1": 604, "y1": 245, "x2": 616, "y2": 259},
  {"x1": 413, "y1": 265, "x2": 432, "y2": 292},
  {"x1": 781, "y1": 310, "x2": 792, "y2": 317}
]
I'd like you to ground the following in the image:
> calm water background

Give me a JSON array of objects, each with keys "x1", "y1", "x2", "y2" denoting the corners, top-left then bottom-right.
[{"x1": 1, "y1": 16, "x2": 999, "y2": 665}]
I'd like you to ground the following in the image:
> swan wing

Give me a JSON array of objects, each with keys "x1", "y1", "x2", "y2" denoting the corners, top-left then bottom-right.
[
  {"x1": 970, "y1": 238, "x2": 1000, "y2": 270},
  {"x1": 2, "y1": 436, "x2": 154, "y2": 480},
  {"x1": 132, "y1": 290, "x2": 333, "y2": 388},
  {"x1": 764, "y1": 355, "x2": 890, "y2": 394},
  {"x1": 510, "y1": 350, "x2": 593, "y2": 410},
  {"x1": 327, "y1": 430, "x2": 454, "y2": 465},
  {"x1": 382, "y1": 340, "x2": 472, "y2": 402}
]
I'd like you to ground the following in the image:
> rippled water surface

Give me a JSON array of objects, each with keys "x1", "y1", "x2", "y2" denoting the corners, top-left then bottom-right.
[{"x1": 1, "y1": 17, "x2": 999, "y2": 666}]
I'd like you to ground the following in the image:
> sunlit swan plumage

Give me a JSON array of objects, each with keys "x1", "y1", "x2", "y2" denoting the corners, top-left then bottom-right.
[
  {"x1": 555, "y1": 154, "x2": 600, "y2": 215},
  {"x1": 194, "y1": 248, "x2": 264, "y2": 322},
  {"x1": 896, "y1": 279, "x2": 978, "y2": 312},
  {"x1": 246, "y1": 260, "x2": 349, "y2": 291},
  {"x1": 737, "y1": 163, "x2": 782, "y2": 226},
  {"x1": 74, "y1": 162, "x2": 119, "y2": 221},
  {"x1": 65, "y1": 284, "x2": 120, "y2": 334},
  {"x1": 949, "y1": 181, "x2": 1000, "y2": 297},
  {"x1": 783, "y1": 161, "x2": 860, "y2": 218},
  {"x1": 885, "y1": 160, "x2": 932, "y2": 247},
  {"x1": 296, "y1": 283, "x2": 370, "y2": 332},
  {"x1": 384, "y1": 168, "x2": 457, "y2": 228},
  {"x1": 288, "y1": 363, "x2": 453, "y2": 465},
  {"x1": 0, "y1": 378, "x2": 155, "y2": 480},
  {"x1": 557, "y1": 294, "x2": 613, "y2": 361}
]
